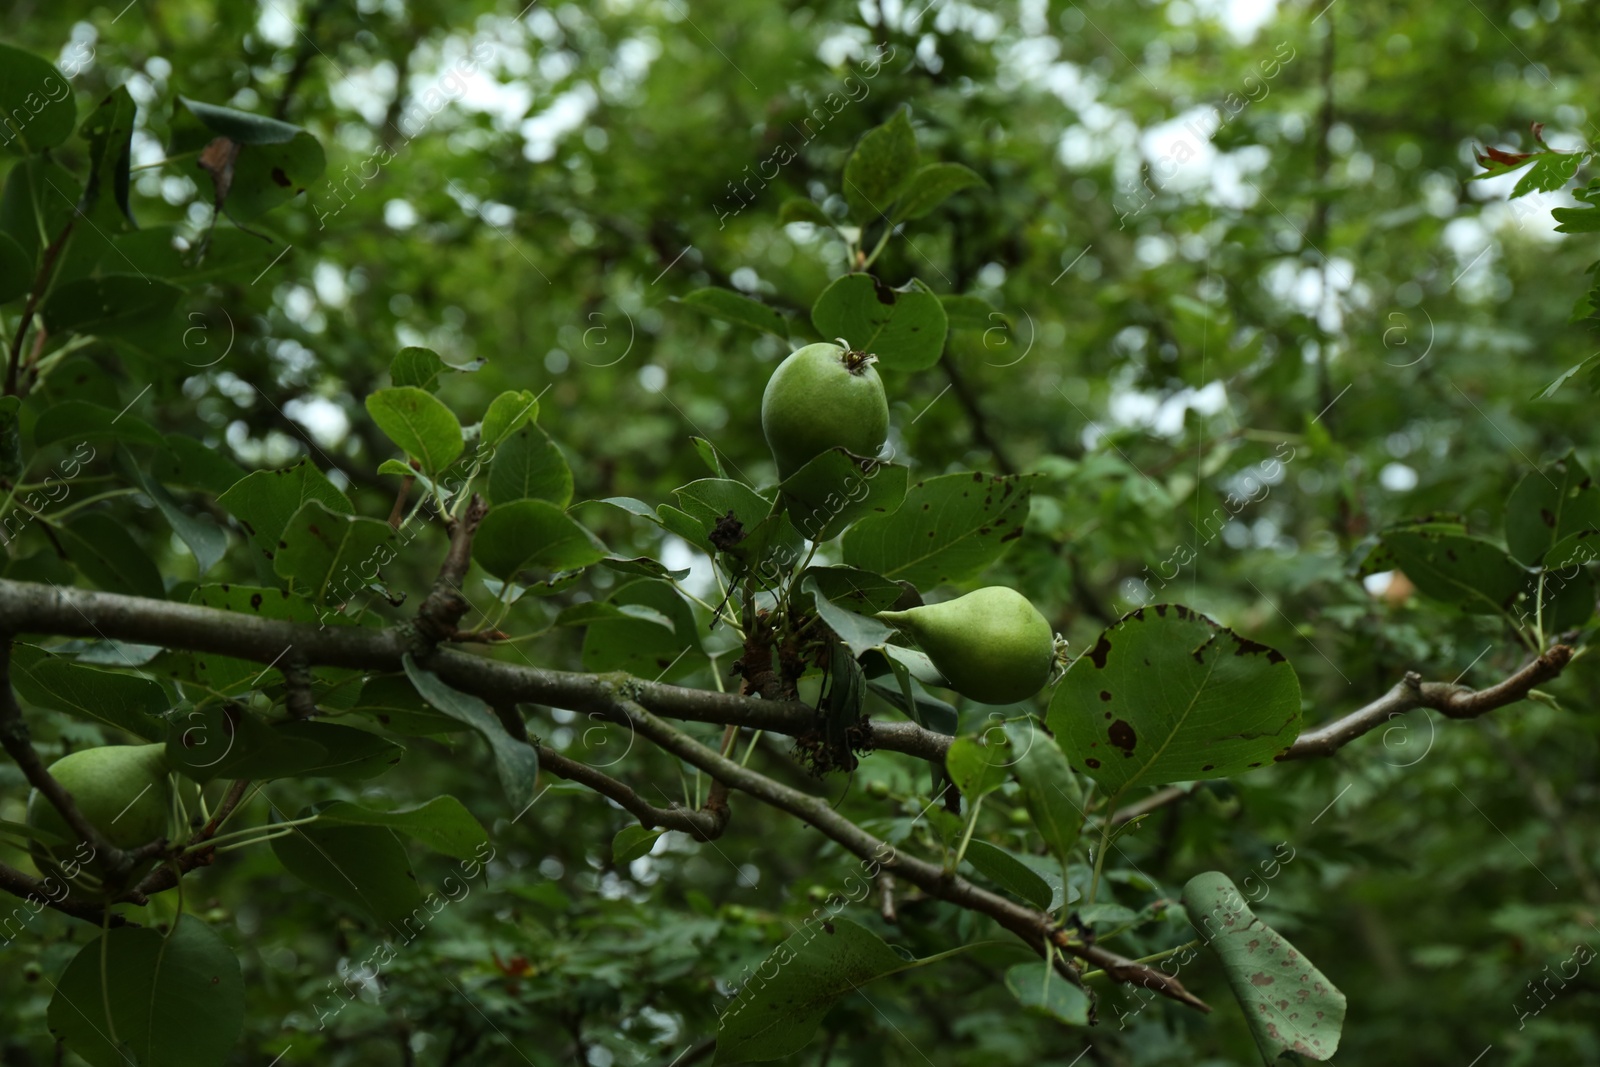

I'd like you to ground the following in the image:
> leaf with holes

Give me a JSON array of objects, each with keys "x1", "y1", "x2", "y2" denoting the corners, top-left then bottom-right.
[
  {"x1": 842, "y1": 472, "x2": 1035, "y2": 588},
  {"x1": 1049, "y1": 606, "x2": 1301, "y2": 794},
  {"x1": 1183, "y1": 871, "x2": 1346, "y2": 1061},
  {"x1": 811, "y1": 274, "x2": 947, "y2": 371}
]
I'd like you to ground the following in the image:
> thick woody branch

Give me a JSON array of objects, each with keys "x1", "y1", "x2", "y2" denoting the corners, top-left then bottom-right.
[
  {"x1": 1279, "y1": 645, "x2": 1572, "y2": 760},
  {"x1": 413, "y1": 494, "x2": 490, "y2": 646},
  {"x1": 613, "y1": 698, "x2": 1209, "y2": 1012},
  {"x1": 536, "y1": 745, "x2": 729, "y2": 841}
]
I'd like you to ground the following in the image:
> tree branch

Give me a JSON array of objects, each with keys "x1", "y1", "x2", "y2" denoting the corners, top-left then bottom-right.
[
  {"x1": 414, "y1": 494, "x2": 490, "y2": 647},
  {"x1": 938, "y1": 351, "x2": 1014, "y2": 475},
  {"x1": 536, "y1": 744, "x2": 729, "y2": 841},
  {"x1": 612, "y1": 698, "x2": 1209, "y2": 1012},
  {"x1": 1279, "y1": 645, "x2": 1572, "y2": 760}
]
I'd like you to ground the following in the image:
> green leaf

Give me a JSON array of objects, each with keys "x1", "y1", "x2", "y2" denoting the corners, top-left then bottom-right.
[
  {"x1": 48, "y1": 920, "x2": 244, "y2": 1067},
  {"x1": 1050, "y1": 606, "x2": 1301, "y2": 793},
  {"x1": 178, "y1": 98, "x2": 304, "y2": 145},
  {"x1": 677, "y1": 287, "x2": 792, "y2": 337},
  {"x1": 154, "y1": 434, "x2": 247, "y2": 495},
  {"x1": 894, "y1": 162, "x2": 986, "y2": 221},
  {"x1": 939, "y1": 293, "x2": 1005, "y2": 332},
  {"x1": 779, "y1": 448, "x2": 909, "y2": 542},
  {"x1": 1183, "y1": 871, "x2": 1347, "y2": 1061},
  {"x1": 1371, "y1": 524, "x2": 1527, "y2": 614},
  {"x1": 41, "y1": 275, "x2": 183, "y2": 337},
  {"x1": 691, "y1": 436, "x2": 726, "y2": 477},
  {"x1": 474, "y1": 499, "x2": 607, "y2": 580},
  {"x1": 270, "y1": 818, "x2": 425, "y2": 926},
  {"x1": 1511, "y1": 150, "x2": 1583, "y2": 198},
  {"x1": 1504, "y1": 453, "x2": 1600, "y2": 566},
  {"x1": 0, "y1": 230, "x2": 33, "y2": 303},
  {"x1": 217, "y1": 459, "x2": 352, "y2": 573},
  {"x1": 1554, "y1": 205, "x2": 1600, "y2": 233},
  {"x1": 402, "y1": 654, "x2": 539, "y2": 809},
  {"x1": 0, "y1": 45, "x2": 77, "y2": 154},
  {"x1": 612, "y1": 824, "x2": 664, "y2": 865},
  {"x1": 811, "y1": 274, "x2": 947, "y2": 372},
  {"x1": 599, "y1": 555, "x2": 690, "y2": 581},
  {"x1": 33, "y1": 399, "x2": 164, "y2": 448},
  {"x1": 487, "y1": 424, "x2": 573, "y2": 506},
  {"x1": 946, "y1": 734, "x2": 1011, "y2": 800},
  {"x1": 79, "y1": 86, "x2": 139, "y2": 231},
  {"x1": 59, "y1": 513, "x2": 165, "y2": 599},
  {"x1": 391, "y1": 346, "x2": 446, "y2": 391},
  {"x1": 481, "y1": 389, "x2": 541, "y2": 447},
  {"x1": 842, "y1": 472, "x2": 1035, "y2": 588},
  {"x1": 581, "y1": 579, "x2": 705, "y2": 681},
  {"x1": 965, "y1": 840, "x2": 1052, "y2": 909},
  {"x1": 713, "y1": 918, "x2": 909, "y2": 1064},
  {"x1": 314, "y1": 798, "x2": 487, "y2": 860},
  {"x1": 804, "y1": 575, "x2": 895, "y2": 658},
  {"x1": 165, "y1": 706, "x2": 327, "y2": 784},
  {"x1": 802, "y1": 565, "x2": 904, "y2": 614},
  {"x1": 1006, "y1": 720, "x2": 1086, "y2": 866},
  {"x1": 351, "y1": 674, "x2": 474, "y2": 736},
  {"x1": 9, "y1": 644, "x2": 167, "y2": 740},
  {"x1": 674, "y1": 478, "x2": 803, "y2": 576},
  {"x1": 365, "y1": 386, "x2": 464, "y2": 476},
  {"x1": 842, "y1": 107, "x2": 919, "y2": 219},
  {"x1": 1536, "y1": 353, "x2": 1600, "y2": 399},
  {"x1": 272, "y1": 721, "x2": 404, "y2": 780},
  {"x1": 778, "y1": 198, "x2": 833, "y2": 227},
  {"x1": 0, "y1": 158, "x2": 79, "y2": 266},
  {"x1": 117, "y1": 454, "x2": 227, "y2": 577},
  {"x1": 1003, "y1": 961, "x2": 1091, "y2": 1026},
  {"x1": 273, "y1": 499, "x2": 398, "y2": 605}
]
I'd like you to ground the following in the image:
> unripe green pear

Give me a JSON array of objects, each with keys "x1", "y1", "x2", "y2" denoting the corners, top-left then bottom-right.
[
  {"x1": 761, "y1": 342, "x2": 889, "y2": 479},
  {"x1": 25, "y1": 743, "x2": 172, "y2": 889},
  {"x1": 878, "y1": 587, "x2": 1054, "y2": 705}
]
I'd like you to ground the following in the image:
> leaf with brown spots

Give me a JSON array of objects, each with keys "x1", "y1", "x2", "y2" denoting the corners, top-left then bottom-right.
[
  {"x1": 842, "y1": 472, "x2": 1037, "y2": 588},
  {"x1": 1047, "y1": 606, "x2": 1300, "y2": 793},
  {"x1": 1183, "y1": 871, "x2": 1346, "y2": 1061}
]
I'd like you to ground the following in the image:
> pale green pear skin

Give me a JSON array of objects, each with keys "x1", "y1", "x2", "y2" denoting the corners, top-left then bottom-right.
[
  {"x1": 879, "y1": 587, "x2": 1054, "y2": 705},
  {"x1": 761, "y1": 343, "x2": 889, "y2": 479},
  {"x1": 25, "y1": 743, "x2": 172, "y2": 885}
]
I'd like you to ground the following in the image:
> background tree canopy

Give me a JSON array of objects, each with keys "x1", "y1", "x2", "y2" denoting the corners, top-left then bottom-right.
[{"x1": 2, "y1": 0, "x2": 1599, "y2": 1064}]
